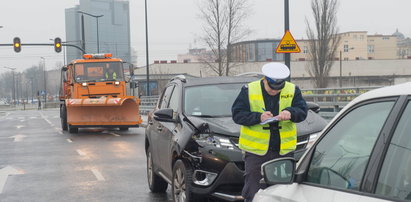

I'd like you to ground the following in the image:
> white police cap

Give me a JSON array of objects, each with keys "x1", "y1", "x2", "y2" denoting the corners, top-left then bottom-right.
[{"x1": 261, "y1": 62, "x2": 290, "y2": 80}]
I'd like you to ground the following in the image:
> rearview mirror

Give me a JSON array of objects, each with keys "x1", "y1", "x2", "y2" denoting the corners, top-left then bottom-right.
[{"x1": 261, "y1": 157, "x2": 295, "y2": 185}]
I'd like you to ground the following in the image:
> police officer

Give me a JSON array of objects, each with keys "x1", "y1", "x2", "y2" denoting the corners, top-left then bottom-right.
[{"x1": 232, "y1": 62, "x2": 308, "y2": 201}]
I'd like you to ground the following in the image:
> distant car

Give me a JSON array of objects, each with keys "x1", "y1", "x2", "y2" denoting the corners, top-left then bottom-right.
[
  {"x1": 145, "y1": 75, "x2": 327, "y2": 201},
  {"x1": 255, "y1": 82, "x2": 411, "y2": 202}
]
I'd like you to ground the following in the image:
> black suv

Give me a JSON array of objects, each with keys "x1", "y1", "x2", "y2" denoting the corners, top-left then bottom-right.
[{"x1": 145, "y1": 75, "x2": 327, "y2": 201}]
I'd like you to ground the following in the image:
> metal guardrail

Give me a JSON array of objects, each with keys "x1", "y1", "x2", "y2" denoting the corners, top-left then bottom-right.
[
  {"x1": 138, "y1": 86, "x2": 381, "y2": 119},
  {"x1": 139, "y1": 96, "x2": 158, "y2": 115}
]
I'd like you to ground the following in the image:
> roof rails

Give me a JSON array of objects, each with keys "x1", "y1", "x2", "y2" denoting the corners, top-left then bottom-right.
[{"x1": 170, "y1": 75, "x2": 187, "y2": 83}]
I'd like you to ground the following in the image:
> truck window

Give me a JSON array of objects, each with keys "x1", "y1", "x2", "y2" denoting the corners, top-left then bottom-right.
[{"x1": 74, "y1": 62, "x2": 124, "y2": 82}]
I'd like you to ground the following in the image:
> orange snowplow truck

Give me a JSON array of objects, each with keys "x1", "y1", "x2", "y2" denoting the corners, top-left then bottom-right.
[{"x1": 59, "y1": 53, "x2": 142, "y2": 133}]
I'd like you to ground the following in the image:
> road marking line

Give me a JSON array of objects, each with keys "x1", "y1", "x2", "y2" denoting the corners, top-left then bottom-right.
[
  {"x1": 91, "y1": 169, "x2": 105, "y2": 181},
  {"x1": 0, "y1": 166, "x2": 23, "y2": 194},
  {"x1": 66, "y1": 139, "x2": 72, "y2": 143},
  {"x1": 58, "y1": 131, "x2": 63, "y2": 135},
  {"x1": 110, "y1": 132, "x2": 120, "y2": 137},
  {"x1": 9, "y1": 135, "x2": 26, "y2": 142},
  {"x1": 76, "y1": 150, "x2": 86, "y2": 156},
  {"x1": 16, "y1": 125, "x2": 24, "y2": 129},
  {"x1": 20, "y1": 119, "x2": 24, "y2": 122}
]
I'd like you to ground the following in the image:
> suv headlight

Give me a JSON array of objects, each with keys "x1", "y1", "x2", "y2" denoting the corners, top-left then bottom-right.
[{"x1": 194, "y1": 134, "x2": 237, "y2": 150}]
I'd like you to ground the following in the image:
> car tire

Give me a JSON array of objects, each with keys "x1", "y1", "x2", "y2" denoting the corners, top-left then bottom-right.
[
  {"x1": 147, "y1": 147, "x2": 168, "y2": 193},
  {"x1": 60, "y1": 105, "x2": 68, "y2": 131},
  {"x1": 172, "y1": 159, "x2": 198, "y2": 202},
  {"x1": 68, "y1": 125, "x2": 78, "y2": 133}
]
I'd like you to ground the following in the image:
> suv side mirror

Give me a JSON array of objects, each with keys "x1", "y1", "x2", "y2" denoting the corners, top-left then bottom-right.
[
  {"x1": 307, "y1": 102, "x2": 320, "y2": 113},
  {"x1": 154, "y1": 108, "x2": 176, "y2": 122},
  {"x1": 261, "y1": 157, "x2": 296, "y2": 186}
]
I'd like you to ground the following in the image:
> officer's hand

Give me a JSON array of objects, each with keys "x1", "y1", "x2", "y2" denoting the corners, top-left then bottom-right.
[
  {"x1": 260, "y1": 111, "x2": 273, "y2": 122},
  {"x1": 277, "y1": 110, "x2": 291, "y2": 121}
]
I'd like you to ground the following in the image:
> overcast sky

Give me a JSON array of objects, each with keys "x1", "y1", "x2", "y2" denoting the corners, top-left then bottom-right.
[{"x1": 0, "y1": 0, "x2": 410, "y2": 73}]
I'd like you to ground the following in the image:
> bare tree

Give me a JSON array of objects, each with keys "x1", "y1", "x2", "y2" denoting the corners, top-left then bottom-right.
[
  {"x1": 198, "y1": 0, "x2": 251, "y2": 76},
  {"x1": 225, "y1": 0, "x2": 251, "y2": 76},
  {"x1": 306, "y1": 0, "x2": 340, "y2": 88}
]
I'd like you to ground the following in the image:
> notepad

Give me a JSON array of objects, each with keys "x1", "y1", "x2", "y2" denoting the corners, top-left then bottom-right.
[{"x1": 260, "y1": 117, "x2": 279, "y2": 125}]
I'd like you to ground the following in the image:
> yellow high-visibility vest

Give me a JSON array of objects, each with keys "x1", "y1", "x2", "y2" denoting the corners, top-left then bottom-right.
[
  {"x1": 239, "y1": 80, "x2": 297, "y2": 156},
  {"x1": 105, "y1": 72, "x2": 117, "y2": 79}
]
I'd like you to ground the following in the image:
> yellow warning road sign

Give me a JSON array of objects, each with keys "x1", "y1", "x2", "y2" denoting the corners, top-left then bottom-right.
[{"x1": 276, "y1": 30, "x2": 301, "y2": 53}]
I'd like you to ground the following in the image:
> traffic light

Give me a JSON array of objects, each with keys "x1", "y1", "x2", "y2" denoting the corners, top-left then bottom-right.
[
  {"x1": 54, "y1": 37, "x2": 62, "y2": 53},
  {"x1": 13, "y1": 37, "x2": 21, "y2": 53}
]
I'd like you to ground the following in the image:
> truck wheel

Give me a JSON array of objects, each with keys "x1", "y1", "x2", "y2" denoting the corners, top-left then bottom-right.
[
  {"x1": 60, "y1": 105, "x2": 68, "y2": 131},
  {"x1": 147, "y1": 146, "x2": 168, "y2": 193},
  {"x1": 68, "y1": 125, "x2": 78, "y2": 134},
  {"x1": 119, "y1": 127, "x2": 129, "y2": 131}
]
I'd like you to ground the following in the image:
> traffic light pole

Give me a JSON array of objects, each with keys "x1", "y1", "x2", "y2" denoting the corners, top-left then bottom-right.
[{"x1": 0, "y1": 43, "x2": 85, "y2": 54}]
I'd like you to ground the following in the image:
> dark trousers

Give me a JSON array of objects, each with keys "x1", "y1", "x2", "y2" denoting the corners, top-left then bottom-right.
[{"x1": 242, "y1": 150, "x2": 293, "y2": 202}]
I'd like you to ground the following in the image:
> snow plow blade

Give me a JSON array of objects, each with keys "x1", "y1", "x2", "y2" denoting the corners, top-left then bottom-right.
[{"x1": 66, "y1": 96, "x2": 142, "y2": 127}]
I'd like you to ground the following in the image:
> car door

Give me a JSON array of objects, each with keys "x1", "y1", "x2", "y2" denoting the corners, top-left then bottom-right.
[
  {"x1": 374, "y1": 97, "x2": 411, "y2": 201},
  {"x1": 150, "y1": 85, "x2": 174, "y2": 171},
  {"x1": 258, "y1": 98, "x2": 398, "y2": 202},
  {"x1": 159, "y1": 84, "x2": 181, "y2": 178}
]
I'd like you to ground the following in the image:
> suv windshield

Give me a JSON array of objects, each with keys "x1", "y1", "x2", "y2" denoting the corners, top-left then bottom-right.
[
  {"x1": 74, "y1": 62, "x2": 124, "y2": 82},
  {"x1": 184, "y1": 83, "x2": 244, "y2": 117}
]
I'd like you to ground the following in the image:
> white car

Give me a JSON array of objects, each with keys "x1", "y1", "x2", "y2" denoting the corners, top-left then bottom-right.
[{"x1": 254, "y1": 82, "x2": 411, "y2": 202}]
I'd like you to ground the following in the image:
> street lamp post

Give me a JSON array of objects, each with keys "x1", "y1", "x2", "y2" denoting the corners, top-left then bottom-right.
[
  {"x1": 145, "y1": 0, "x2": 150, "y2": 96},
  {"x1": 77, "y1": 11, "x2": 104, "y2": 53},
  {"x1": 40, "y1": 57, "x2": 46, "y2": 107}
]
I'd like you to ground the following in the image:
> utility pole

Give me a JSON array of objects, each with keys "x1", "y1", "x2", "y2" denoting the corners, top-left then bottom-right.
[
  {"x1": 81, "y1": 14, "x2": 86, "y2": 52},
  {"x1": 145, "y1": 0, "x2": 150, "y2": 96},
  {"x1": 284, "y1": 0, "x2": 291, "y2": 80},
  {"x1": 41, "y1": 57, "x2": 47, "y2": 107},
  {"x1": 339, "y1": 51, "x2": 342, "y2": 87}
]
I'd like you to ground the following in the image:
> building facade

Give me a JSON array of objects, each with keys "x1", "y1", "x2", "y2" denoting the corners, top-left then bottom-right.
[
  {"x1": 230, "y1": 39, "x2": 284, "y2": 62},
  {"x1": 230, "y1": 31, "x2": 407, "y2": 63},
  {"x1": 65, "y1": 0, "x2": 131, "y2": 63}
]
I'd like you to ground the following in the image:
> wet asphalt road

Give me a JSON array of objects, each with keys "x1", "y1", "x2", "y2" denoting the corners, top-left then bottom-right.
[{"x1": 0, "y1": 109, "x2": 174, "y2": 202}]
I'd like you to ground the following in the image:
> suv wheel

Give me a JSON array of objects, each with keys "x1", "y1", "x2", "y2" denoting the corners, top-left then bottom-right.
[
  {"x1": 147, "y1": 147, "x2": 168, "y2": 192},
  {"x1": 172, "y1": 159, "x2": 197, "y2": 202}
]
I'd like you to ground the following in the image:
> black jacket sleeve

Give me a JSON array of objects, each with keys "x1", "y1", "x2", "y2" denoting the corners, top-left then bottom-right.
[
  {"x1": 231, "y1": 85, "x2": 261, "y2": 126},
  {"x1": 284, "y1": 86, "x2": 308, "y2": 123}
]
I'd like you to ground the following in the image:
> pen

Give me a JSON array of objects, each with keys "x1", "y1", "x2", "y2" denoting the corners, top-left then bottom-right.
[{"x1": 262, "y1": 108, "x2": 266, "y2": 111}]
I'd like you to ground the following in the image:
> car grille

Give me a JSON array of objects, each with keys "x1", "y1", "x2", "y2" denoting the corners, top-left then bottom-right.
[
  {"x1": 297, "y1": 134, "x2": 310, "y2": 150},
  {"x1": 230, "y1": 137, "x2": 240, "y2": 149}
]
